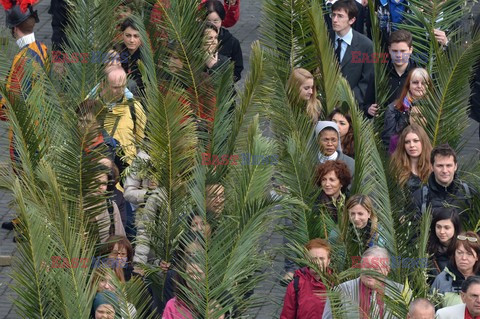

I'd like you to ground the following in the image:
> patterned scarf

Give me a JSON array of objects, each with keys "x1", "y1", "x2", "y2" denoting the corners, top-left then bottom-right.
[
  {"x1": 400, "y1": 94, "x2": 413, "y2": 112},
  {"x1": 359, "y1": 280, "x2": 385, "y2": 319}
]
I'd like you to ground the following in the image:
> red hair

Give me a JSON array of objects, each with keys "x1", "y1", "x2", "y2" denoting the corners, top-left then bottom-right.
[{"x1": 305, "y1": 238, "x2": 331, "y2": 256}]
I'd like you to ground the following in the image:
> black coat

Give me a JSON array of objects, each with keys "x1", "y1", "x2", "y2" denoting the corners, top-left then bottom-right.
[
  {"x1": 329, "y1": 30, "x2": 374, "y2": 106},
  {"x1": 218, "y1": 27, "x2": 244, "y2": 82},
  {"x1": 412, "y1": 173, "x2": 475, "y2": 221},
  {"x1": 385, "y1": 59, "x2": 417, "y2": 105},
  {"x1": 381, "y1": 102, "x2": 410, "y2": 148},
  {"x1": 117, "y1": 44, "x2": 144, "y2": 97}
]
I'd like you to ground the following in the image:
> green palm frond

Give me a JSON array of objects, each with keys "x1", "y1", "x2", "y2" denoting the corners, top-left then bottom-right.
[{"x1": 419, "y1": 33, "x2": 480, "y2": 149}]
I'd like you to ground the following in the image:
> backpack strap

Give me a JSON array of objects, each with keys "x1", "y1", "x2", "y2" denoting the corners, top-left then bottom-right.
[
  {"x1": 462, "y1": 181, "x2": 471, "y2": 198},
  {"x1": 294, "y1": 274, "x2": 300, "y2": 318},
  {"x1": 421, "y1": 185, "x2": 429, "y2": 215},
  {"x1": 127, "y1": 99, "x2": 137, "y2": 138}
]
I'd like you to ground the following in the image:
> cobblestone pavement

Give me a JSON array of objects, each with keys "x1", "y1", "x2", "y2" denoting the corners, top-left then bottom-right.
[{"x1": 0, "y1": 1, "x2": 479, "y2": 318}]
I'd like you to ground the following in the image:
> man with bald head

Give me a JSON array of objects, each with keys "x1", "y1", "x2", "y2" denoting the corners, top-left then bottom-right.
[
  {"x1": 407, "y1": 298, "x2": 435, "y2": 319},
  {"x1": 87, "y1": 66, "x2": 146, "y2": 165}
]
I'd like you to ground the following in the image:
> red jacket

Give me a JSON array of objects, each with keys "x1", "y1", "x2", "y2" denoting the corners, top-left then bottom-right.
[
  {"x1": 280, "y1": 267, "x2": 328, "y2": 319},
  {"x1": 150, "y1": 0, "x2": 239, "y2": 28}
]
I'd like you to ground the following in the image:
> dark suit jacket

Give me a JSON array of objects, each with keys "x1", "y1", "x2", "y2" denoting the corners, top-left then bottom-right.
[{"x1": 330, "y1": 29, "x2": 374, "y2": 106}]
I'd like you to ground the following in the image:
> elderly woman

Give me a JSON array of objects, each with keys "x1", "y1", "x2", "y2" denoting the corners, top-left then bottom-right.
[
  {"x1": 323, "y1": 246, "x2": 407, "y2": 319},
  {"x1": 431, "y1": 231, "x2": 480, "y2": 307},
  {"x1": 316, "y1": 121, "x2": 355, "y2": 177},
  {"x1": 315, "y1": 160, "x2": 352, "y2": 223}
]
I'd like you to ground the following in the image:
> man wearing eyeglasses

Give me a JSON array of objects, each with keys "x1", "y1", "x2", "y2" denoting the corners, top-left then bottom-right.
[{"x1": 436, "y1": 276, "x2": 480, "y2": 319}]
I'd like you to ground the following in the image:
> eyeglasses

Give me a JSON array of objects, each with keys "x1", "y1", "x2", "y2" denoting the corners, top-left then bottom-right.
[{"x1": 457, "y1": 235, "x2": 479, "y2": 242}]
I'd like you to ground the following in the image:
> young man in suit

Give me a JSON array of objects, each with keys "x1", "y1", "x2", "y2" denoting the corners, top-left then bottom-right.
[{"x1": 330, "y1": 0, "x2": 374, "y2": 110}]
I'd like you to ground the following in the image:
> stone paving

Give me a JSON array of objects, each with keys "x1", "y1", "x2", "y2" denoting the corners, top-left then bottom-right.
[{"x1": 0, "y1": 1, "x2": 479, "y2": 318}]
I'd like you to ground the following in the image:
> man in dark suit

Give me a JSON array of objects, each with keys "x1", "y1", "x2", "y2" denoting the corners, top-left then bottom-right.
[{"x1": 329, "y1": 0, "x2": 374, "y2": 109}]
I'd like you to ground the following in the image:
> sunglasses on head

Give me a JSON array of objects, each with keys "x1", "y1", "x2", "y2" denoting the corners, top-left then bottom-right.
[{"x1": 457, "y1": 235, "x2": 479, "y2": 242}]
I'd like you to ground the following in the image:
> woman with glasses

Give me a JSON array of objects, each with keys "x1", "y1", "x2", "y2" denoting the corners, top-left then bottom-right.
[
  {"x1": 431, "y1": 231, "x2": 480, "y2": 307},
  {"x1": 382, "y1": 68, "x2": 432, "y2": 154},
  {"x1": 427, "y1": 209, "x2": 462, "y2": 279}
]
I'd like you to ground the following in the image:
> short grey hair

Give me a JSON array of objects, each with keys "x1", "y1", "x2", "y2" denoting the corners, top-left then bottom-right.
[
  {"x1": 408, "y1": 298, "x2": 435, "y2": 315},
  {"x1": 361, "y1": 246, "x2": 390, "y2": 266}
]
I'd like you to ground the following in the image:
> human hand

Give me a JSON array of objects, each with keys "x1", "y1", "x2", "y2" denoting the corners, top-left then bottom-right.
[
  {"x1": 206, "y1": 52, "x2": 218, "y2": 68},
  {"x1": 368, "y1": 103, "x2": 379, "y2": 117},
  {"x1": 133, "y1": 265, "x2": 145, "y2": 276},
  {"x1": 434, "y1": 29, "x2": 449, "y2": 46},
  {"x1": 227, "y1": 0, "x2": 237, "y2": 5},
  {"x1": 362, "y1": 0, "x2": 368, "y2": 7}
]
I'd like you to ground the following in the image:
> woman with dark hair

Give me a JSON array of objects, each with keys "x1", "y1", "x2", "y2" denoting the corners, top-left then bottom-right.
[
  {"x1": 203, "y1": 0, "x2": 243, "y2": 82},
  {"x1": 101, "y1": 235, "x2": 135, "y2": 282},
  {"x1": 390, "y1": 124, "x2": 432, "y2": 193},
  {"x1": 116, "y1": 18, "x2": 144, "y2": 96},
  {"x1": 328, "y1": 108, "x2": 354, "y2": 158},
  {"x1": 315, "y1": 160, "x2": 352, "y2": 223},
  {"x1": 427, "y1": 209, "x2": 461, "y2": 278},
  {"x1": 431, "y1": 231, "x2": 480, "y2": 307},
  {"x1": 382, "y1": 68, "x2": 432, "y2": 153}
]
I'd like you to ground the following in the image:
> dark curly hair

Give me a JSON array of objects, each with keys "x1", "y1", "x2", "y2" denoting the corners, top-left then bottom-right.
[{"x1": 315, "y1": 160, "x2": 352, "y2": 192}]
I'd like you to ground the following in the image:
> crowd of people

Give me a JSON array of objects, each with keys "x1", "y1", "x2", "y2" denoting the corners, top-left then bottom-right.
[{"x1": 0, "y1": 0, "x2": 479, "y2": 318}]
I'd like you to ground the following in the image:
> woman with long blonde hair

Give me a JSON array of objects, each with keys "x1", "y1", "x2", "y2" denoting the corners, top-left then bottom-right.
[
  {"x1": 286, "y1": 68, "x2": 323, "y2": 122},
  {"x1": 390, "y1": 124, "x2": 432, "y2": 193},
  {"x1": 344, "y1": 194, "x2": 380, "y2": 250}
]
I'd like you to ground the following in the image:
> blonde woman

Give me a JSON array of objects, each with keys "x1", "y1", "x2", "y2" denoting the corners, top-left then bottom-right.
[
  {"x1": 382, "y1": 67, "x2": 432, "y2": 153},
  {"x1": 286, "y1": 68, "x2": 323, "y2": 122},
  {"x1": 345, "y1": 194, "x2": 381, "y2": 250}
]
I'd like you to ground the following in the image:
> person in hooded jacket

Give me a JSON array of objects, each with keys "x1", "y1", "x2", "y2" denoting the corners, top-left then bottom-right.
[
  {"x1": 280, "y1": 238, "x2": 332, "y2": 319},
  {"x1": 203, "y1": 0, "x2": 243, "y2": 82},
  {"x1": 315, "y1": 121, "x2": 355, "y2": 177}
]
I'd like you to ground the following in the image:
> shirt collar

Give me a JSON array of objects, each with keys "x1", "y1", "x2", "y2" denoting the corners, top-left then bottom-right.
[
  {"x1": 336, "y1": 28, "x2": 353, "y2": 46},
  {"x1": 16, "y1": 33, "x2": 36, "y2": 49}
]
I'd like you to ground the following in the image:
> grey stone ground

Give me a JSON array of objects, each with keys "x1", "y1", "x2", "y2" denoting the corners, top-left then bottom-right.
[{"x1": 0, "y1": 1, "x2": 479, "y2": 318}]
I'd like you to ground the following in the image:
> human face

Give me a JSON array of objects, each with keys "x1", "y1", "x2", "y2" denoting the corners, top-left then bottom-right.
[
  {"x1": 332, "y1": 113, "x2": 349, "y2": 138},
  {"x1": 207, "y1": 12, "x2": 222, "y2": 31},
  {"x1": 96, "y1": 174, "x2": 108, "y2": 195},
  {"x1": 308, "y1": 247, "x2": 330, "y2": 272},
  {"x1": 109, "y1": 243, "x2": 128, "y2": 268},
  {"x1": 186, "y1": 263, "x2": 205, "y2": 289},
  {"x1": 432, "y1": 155, "x2": 457, "y2": 187},
  {"x1": 78, "y1": 112, "x2": 98, "y2": 132},
  {"x1": 461, "y1": 283, "x2": 480, "y2": 317},
  {"x1": 404, "y1": 132, "x2": 422, "y2": 158},
  {"x1": 435, "y1": 219, "x2": 455, "y2": 245},
  {"x1": 206, "y1": 185, "x2": 225, "y2": 216},
  {"x1": 168, "y1": 56, "x2": 183, "y2": 73},
  {"x1": 360, "y1": 256, "x2": 390, "y2": 290},
  {"x1": 409, "y1": 75, "x2": 427, "y2": 99},
  {"x1": 455, "y1": 243, "x2": 478, "y2": 275},
  {"x1": 95, "y1": 304, "x2": 115, "y2": 319},
  {"x1": 349, "y1": 204, "x2": 371, "y2": 229},
  {"x1": 299, "y1": 78, "x2": 314, "y2": 101},
  {"x1": 204, "y1": 28, "x2": 218, "y2": 54},
  {"x1": 122, "y1": 26, "x2": 141, "y2": 54},
  {"x1": 105, "y1": 72, "x2": 127, "y2": 102},
  {"x1": 98, "y1": 275, "x2": 115, "y2": 292},
  {"x1": 319, "y1": 130, "x2": 338, "y2": 156},
  {"x1": 321, "y1": 171, "x2": 342, "y2": 198},
  {"x1": 331, "y1": 9, "x2": 355, "y2": 37},
  {"x1": 191, "y1": 215, "x2": 212, "y2": 237},
  {"x1": 388, "y1": 42, "x2": 412, "y2": 66}
]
